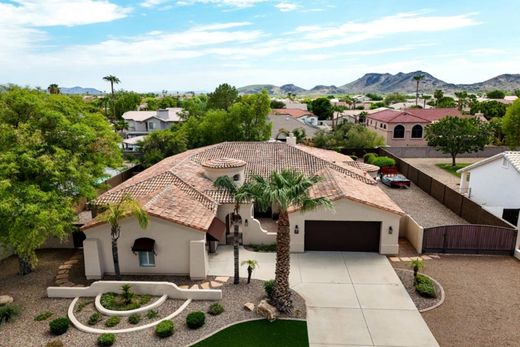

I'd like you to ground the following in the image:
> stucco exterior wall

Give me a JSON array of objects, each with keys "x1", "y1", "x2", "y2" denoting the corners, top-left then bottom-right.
[
  {"x1": 83, "y1": 216, "x2": 206, "y2": 277},
  {"x1": 289, "y1": 199, "x2": 401, "y2": 254},
  {"x1": 399, "y1": 214, "x2": 424, "y2": 253},
  {"x1": 366, "y1": 120, "x2": 428, "y2": 147}
]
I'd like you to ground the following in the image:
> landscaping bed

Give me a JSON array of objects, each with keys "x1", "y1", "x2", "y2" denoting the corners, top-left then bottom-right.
[{"x1": 394, "y1": 268, "x2": 443, "y2": 312}]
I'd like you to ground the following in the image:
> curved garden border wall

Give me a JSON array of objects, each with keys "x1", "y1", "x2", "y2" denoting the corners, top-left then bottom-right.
[
  {"x1": 94, "y1": 293, "x2": 168, "y2": 316},
  {"x1": 47, "y1": 280, "x2": 222, "y2": 300}
]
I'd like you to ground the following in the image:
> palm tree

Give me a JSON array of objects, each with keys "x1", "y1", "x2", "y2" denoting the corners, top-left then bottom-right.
[
  {"x1": 47, "y1": 84, "x2": 60, "y2": 94},
  {"x1": 103, "y1": 75, "x2": 121, "y2": 119},
  {"x1": 213, "y1": 176, "x2": 248, "y2": 285},
  {"x1": 413, "y1": 74, "x2": 425, "y2": 106},
  {"x1": 237, "y1": 170, "x2": 332, "y2": 312},
  {"x1": 98, "y1": 194, "x2": 149, "y2": 280},
  {"x1": 455, "y1": 91, "x2": 468, "y2": 112},
  {"x1": 241, "y1": 259, "x2": 259, "y2": 284},
  {"x1": 410, "y1": 258, "x2": 424, "y2": 284}
]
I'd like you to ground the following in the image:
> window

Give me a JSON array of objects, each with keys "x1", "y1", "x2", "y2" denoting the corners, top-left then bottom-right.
[
  {"x1": 502, "y1": 209, "x2": 520, "y2": 226},
  {"x1": 148, "y1": 121, "x2": 156, "y2": 130},
  {"x1": 138, "y1": 251, "x2": 155, "y2": 267},
  {"x1": 384, "y1": 124, "x2": 387, "y2": 129},
  {"x1": 393, "y1": 125, "x2": 405, "y2": 138},
  {"x1": 411, "y1": 125, "x2": 423, "y2": 138},
  {"x1": 233, "y1": 174, "x2": 240, "y2": 181}
]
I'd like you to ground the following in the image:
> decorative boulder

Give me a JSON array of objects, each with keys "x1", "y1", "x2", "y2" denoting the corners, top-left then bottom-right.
[
  {"x1": 244, "y1": 303, "x2": 255, "y2": 311},
  {"x1": 0, "y1": 295, "x2": 13, "y2": 306},
  {"x1": 256, "y1": 299, "x2": 278, "y2": 321}
]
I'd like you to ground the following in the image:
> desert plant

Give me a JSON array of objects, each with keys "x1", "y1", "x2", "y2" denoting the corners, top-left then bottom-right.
[
  {"x1": 88, "y1": 312, "x2": 102, "y2": 326},
  {"x1": 128, "y1": 313, "x2": 141, "y2": 325},
  {"x1": 105, "y1": 316, "x2": 121, "y2": 327},
  {"x1": 155, "y1": 320, "x2": 174, "y2": 338},
  {"x1": 35, "y1": 311, "x2": 53, "y2": 321},
  {"x1": 75, "y1": 300, "x2": 92, "y2": 313},
  {"x1": 186, "y1": 311, "x2": 205, "y2": 329},
  {"x1": 45, "y1": 340, "x2": 64, "y2": 347},
  {"x1": 100, "y1": 293, "x2": 116, "y2": 309},
  {"x1": 0, "y1": 305, "x2": 19, "y2": 324},
  {"x1": 241, "y1": 259, "x2": 259, "y2": 284},
  {"x1": 146, "y1": 309, "x2": 158, "y2": 319},
  {"x1": 97, "y1": 333, "x2": 116, "y2": 347},
  {"x1": 264, "y1": 279, "x2": 275, "y2": 298},
  {"x1": 49, "y1": 317, "x2": 69, "y2": 336},
  {"x1": 121, "y1": 284, "x2": 134, "y2": 304},
  {"x1": 139, "y1": 294, "x2": 151, "y2": 306},
  {"x1": 415, "y1": 274, "x2": 437, "y2": 298},
  {"x1": 208, "y1": 303, "x2": 224, "y2": 316},
  {"x1": 410, "y1": 259, "x2": 425, "y2": 283},
  {"x1": 363, "y1": 152, "x2": 377, "y2": 163}
]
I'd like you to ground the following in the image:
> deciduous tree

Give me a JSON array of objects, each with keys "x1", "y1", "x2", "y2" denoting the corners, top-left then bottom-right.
[
  {"x1": 502, "y1": 99, "x2": 520, "y2": 149},
  {"x1": 207, "y1": 83, "x2": 238, "y2": 111}
]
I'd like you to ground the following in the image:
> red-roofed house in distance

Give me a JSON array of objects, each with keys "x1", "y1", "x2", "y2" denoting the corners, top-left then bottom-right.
[{"x1": 366, "y1": 108, "x2": 463, "y2": 146}]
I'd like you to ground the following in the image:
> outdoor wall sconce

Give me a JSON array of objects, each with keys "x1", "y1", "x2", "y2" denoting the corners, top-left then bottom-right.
[
  {"x1": 388, "y1": 226, "x2": 393, "y2": 234},
  {"x1": 245, "y1": 219, "x2": 248, "y2": 227},
  {"x1": 294, "y1": 225, "x2": 299, "y2": 234}
]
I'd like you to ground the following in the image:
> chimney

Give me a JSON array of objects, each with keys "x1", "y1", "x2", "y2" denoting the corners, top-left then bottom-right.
[
  {"x1": 156, "y1": 108, "x2": 168, "y2": 120},
  {"x1": 286, "y1": 132, "x2": 297, "y2": 146}
]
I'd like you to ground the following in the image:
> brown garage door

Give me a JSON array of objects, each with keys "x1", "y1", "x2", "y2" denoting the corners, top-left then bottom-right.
[{"x1": 305, "y1": 221, "x2": 381, "y2": 252}]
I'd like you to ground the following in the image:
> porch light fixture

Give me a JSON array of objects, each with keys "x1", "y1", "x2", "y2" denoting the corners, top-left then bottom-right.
[
  {"x1": 245, "y1": 219, "x2": 248, "y2": 227},
  {"x1": 294, "y1": 225, "x2": 299, "y2": 234},
  {"x1": 388, "y1": 226, "x2": 393, "y2": 234}
]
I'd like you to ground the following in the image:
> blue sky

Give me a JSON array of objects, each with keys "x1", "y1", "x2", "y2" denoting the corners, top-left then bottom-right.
[{"x1": 1, "y1": 0, "x2": 519, "y2": 92}]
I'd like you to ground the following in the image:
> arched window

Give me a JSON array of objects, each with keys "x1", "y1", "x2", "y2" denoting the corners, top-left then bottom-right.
[
  {"x1": 233, "y1": 174, "x2": 240, "y2": 181},
  {"x1": 393, "y1": 125, "x2": 405, "y2": 138},
  {"x1": 411, "y1": 125, "x2": 423, "y2": 138}
]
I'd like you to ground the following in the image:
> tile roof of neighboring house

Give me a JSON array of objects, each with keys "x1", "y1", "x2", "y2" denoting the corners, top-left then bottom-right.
[
  {"x1": 123, "y1": 107, "x2": 183, "y2": 122},
  {"x1": 367, "y1": 108, "x2": 461, "y2": 123},
  {"x1": 82, "y1": 142, "x2": 403, "y2": 232},
  {"x1": 271, "y1": 108, "x2": 315, "y2": 118},
  {"x1": 202, "y1": 158, "x2": 247, "y2": 169},
  {"x1": 457, "y1": 151, "x2": 520, "y2": 175},
  {"x1": 269, "y1": 114, "x2": 319, "y2": 139}
]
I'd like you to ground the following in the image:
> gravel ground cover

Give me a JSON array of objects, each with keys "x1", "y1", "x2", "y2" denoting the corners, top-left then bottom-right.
[
  {"x1": 379, "y1": 181, "x2": 468, "y2": 227},
  {"x1": 393, "y1": 254, "x2": 520, "y2": 347},
  {"x1": 0, "y1": 249, "x2": 306, "y2": 347},
  {"x1": 394, "y1": 268, "x2": 443, "y2": 311}
]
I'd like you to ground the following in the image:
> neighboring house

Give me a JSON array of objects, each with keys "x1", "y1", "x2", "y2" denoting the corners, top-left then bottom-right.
[
  {"x1": 122, "y1": 135, "x2": 146, "y2": 152},
  {"x1": 81, "y1": 141, "x2": 403, "y2": 280},
  {"x1": 271, "y1": 108, "x2": 319, "y2": 127},
  {"x1": 366, "y1": 108, "x2": 462, "y2": 147},
  {"x1": 458, "y1": 152, "x2": 520, "y2": 228},
  {"x1": 123, "y1": 107, "x2": 183, "y2": 138},
  {"x1": 268, "y1": 114, "x2": 318, "y2": 141},
  {"x1": 336, "y1": 107, "x2": 388, "y2": 124}
]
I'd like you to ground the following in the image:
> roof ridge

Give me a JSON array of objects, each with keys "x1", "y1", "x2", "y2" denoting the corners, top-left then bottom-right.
[{"x1": 169, "y1": 173, "x2": 218, "y2": 212}]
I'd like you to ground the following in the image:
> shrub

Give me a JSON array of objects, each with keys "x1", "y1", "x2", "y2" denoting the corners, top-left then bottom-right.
[
  {"x1": 155, "y1": 320, "x2": 174, "y2": 338},
  {"x1": 415, "y1": 274, "x2": 437, "y2": 298},
  {"x1": 371, "y1": 156, "x2": 395, "y2": 168},
  {"x1": 363, "y1": 152, "x2": 377, "y2": 163},
  {"x1": 139, "y1": 295, "x2": 152, "y2": 306},
  {"x1": 0, "y1": 304, "x2": 19, "y2": 324},
  {"x1": 75, "y1": 300, "x2": 92, "y2": 313},
  {"x1": 105, "y1": 316, "x2": 121, "y2": 327},
  {"x1": 121, "y1": 284, "x2": 135, "y2": 305},
  {"x1": 146, "y1": 310, "x2": 158, "y2": 319},
  {"x1": 35, "y1": 311, "x2": 53, "y2": 321},
  {"x1": 186, "y1": 311, "x2": 205, "y2": 329},
  {"x1": 45, "y1": 340, "x2": 64, "y2": 347},
  {"x1": 97, "y1": 333, "x2": 116, "y2": 347},
  {"x1": 49, "y1": 317, "x2": 69, "y2": 336},
  {"x1": 128, "y1": 313, "x2": 141, "y2": 325},
  {"x1": 208, "y1": 303, "x2": 224, "y2": 316},
  {"x1": 100, "y1": 293, "x2": 116, "y2": 309},
  {"x1": 88, "y1": 312, "x2": 102, "y2": 326},
  {"x1": 264, "y1": 279, "x2": 275, "y2": 298}
]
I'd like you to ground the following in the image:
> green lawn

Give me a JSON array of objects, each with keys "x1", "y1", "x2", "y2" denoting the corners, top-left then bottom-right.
[
  {"x1": 435, "y1": 163, "x2": 470, "y2": 177},
  {"x1": 192, "y1": 319, "x2": 309, "y2": 347}
]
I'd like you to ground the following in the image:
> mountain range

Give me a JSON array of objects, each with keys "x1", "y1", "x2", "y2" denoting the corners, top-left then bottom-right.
[
  {"x1": 60, "y1": 86, "x2": 103, "y2": 95},
  {"x1": 237, "y1": 71, "x2": 520, "y2": 95}
]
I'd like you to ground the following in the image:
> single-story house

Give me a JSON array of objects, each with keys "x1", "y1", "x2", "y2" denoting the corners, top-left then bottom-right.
[
  {"x1": 458, "y1": 151, "x2": 520, "y2": 228},
  {"x1": 366, "y1": 108, "x2": 462, "y2": 147},
  {"x1": 81, "y1": 141, "x2": 403, "y2": 280}
]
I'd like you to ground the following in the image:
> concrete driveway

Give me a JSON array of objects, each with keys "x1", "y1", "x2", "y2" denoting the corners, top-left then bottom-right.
[{"x1": 209, "y1": 246, "x2": 439, "y2": 347}]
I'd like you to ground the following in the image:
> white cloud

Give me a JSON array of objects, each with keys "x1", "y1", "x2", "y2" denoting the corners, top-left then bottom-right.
[
  {"x1": 141, "y1": 0, "x2": 169, "y2": 7},
  {"x1": 275, "y1": 2, "x2": 297, "y2": 12},
  {"x1": 176, "y1": 0, "x2": 267, "y2": 8},
  {"x1": 191, "y1": 21, "x2": 252, "y2": 31},
  {"x1": 469, "y1": 48, "x2": 505, "y2": 56}
]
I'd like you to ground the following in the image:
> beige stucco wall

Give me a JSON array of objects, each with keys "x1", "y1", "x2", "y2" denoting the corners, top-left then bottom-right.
[
  {"x1": 399, "y1": 214, "x2": 424, "y2": 254},
  {"x1": 366, "y1": 120, "x2": 428, "y2": 147},
  {"x1": 289, "y1": 198, "x2": 401, "y2": 254},
  {"x1": 83, "y1": 216, "x2": 205, "y2": 277}
]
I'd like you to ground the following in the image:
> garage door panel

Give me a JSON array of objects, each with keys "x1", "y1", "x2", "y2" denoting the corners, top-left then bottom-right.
[{"x1": 305, "y1": 221, "x2": 381, "y2": 252}]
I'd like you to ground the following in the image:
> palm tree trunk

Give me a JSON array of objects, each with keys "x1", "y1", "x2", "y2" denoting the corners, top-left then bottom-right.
[
  {"x1": 18, "y1": 255, "x2": 32, "y2": 276},
  {"x1": 112, "y1": 238, "x2": 121, "y2": 280},
  {"x1": 233, "y1": 220, "x2": 240, "y2": 285},
  {"x1": 273, "y1": 210, "x2": 293, "y2": 313},
  {"x1": 247, "y1": 266, "x2": 252, "y2": 284},
  {"x1": 416, "y1": 81, "x2": 419, "y2": 106}
]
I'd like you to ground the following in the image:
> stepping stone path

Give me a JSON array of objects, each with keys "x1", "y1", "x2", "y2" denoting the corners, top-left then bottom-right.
[
  {"x1": 0, "y1": 295, "x2": 14, "y2": 306},
  {"x1": 388, "y1": 255, "x2": 441, "y2": 262},
  {"x1": 55, "y1": 250, "x2": 84, "y2": 287}
]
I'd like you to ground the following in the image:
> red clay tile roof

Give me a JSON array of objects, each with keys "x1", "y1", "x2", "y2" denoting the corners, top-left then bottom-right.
[
  {"x1": 202, "y1": 158, "x2": 247, "y2": 169},
  {"x1": 367, "y1": 108, "x2": 461, "y2": 124},
  {"x1": 82, "y1": 142, "x2": 403, "y2": 232},
  {"x1": 271, "y1": 108, "x2": 315, "y2": 118}
]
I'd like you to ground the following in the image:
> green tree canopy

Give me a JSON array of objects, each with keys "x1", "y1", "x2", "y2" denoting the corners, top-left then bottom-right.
[
  {"x1": 0, "y1": 87, "x2": 121, "y2": 271},
  {"x1": 435, "y1": 96, "x2": 457, "y2": 108},
  {"x1": 366, "y1": 93, "x2": 383, "y2": 101},
  {"x1": 502, "y1": 99, "x2": 520, "y2": 149},
  {"x1": 310, "y1": 97, "x2": 333, "y2": 120},
  {"x1": 470, "y1": 100, "x2": 507, "y2": 119},
  {"x1": 207, "y1": 83, "x2": 238, "y2": 110},
  {"x1": 138, "y1": 126, "x2": 187, "y2": 167},
  {"x1": 486, "y1": 90, "x2": 506, "y2": 99},
  {"x1": 384, "y1": 92, "x2": 407, "y2": 106},
  {"x1": 425, "y1": 116, "x2": 492, "y2": 166},
  {"x1": 270, "y1": 99, "x2": 286, "y2": 109},
  {"x1": 113, "y1": 91, "x2": 142, "y2": 118},
  {"x1": 312, "y1": 123, "x2": 384, "y2": 150}
]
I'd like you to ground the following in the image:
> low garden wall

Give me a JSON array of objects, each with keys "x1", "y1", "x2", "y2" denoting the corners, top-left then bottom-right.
[
  {"x1": 47, "y1": 280, "x2": 222, "y2": 300},
  {"x1": 399, "y1": 214, "x2": 424, "y2": 254}
]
